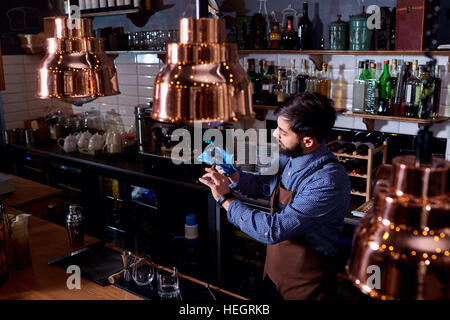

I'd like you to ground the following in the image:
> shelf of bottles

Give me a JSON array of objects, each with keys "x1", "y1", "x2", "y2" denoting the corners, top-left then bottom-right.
[
  {"x1": 239, "y1": 50, "x2": 450, "y2": 56},
  {"x1": 76, "y1": 0, "x2": 142, "y2": 17},
  {"x1": 327, "y1": 137, "x2": 387, "y2": 202},
  {"x1": 246, "y1": 57, "x2": 332, "y2": 110}
]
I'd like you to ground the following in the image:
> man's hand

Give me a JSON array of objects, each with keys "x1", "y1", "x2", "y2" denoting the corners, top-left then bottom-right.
[
  {"x1": 199, "y1": 168, "x2": 230, "y2": 201},
  {"x1": 215, "y1": 165, "x2": 240, "y2": 184}
]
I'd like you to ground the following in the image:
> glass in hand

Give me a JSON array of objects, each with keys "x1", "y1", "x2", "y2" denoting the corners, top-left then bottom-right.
[{"x1": 132, "y1": 258, "x2": 155, "y2": 287}]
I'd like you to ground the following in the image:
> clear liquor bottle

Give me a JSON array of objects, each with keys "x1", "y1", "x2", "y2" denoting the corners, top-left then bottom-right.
[
  {"x1": 317, "y1": 62, "x2": 331, "y2": 98},
  {"x1": 364, "y1": 62, "x2": 379, "y2": 115},
  {"x1": 286, "y1": 59, "x2": 298, "y2": 95},
  {"x1": 306, "y1": 65, "x2": 317, "y2": 93},
  {"x1": 352, "y1": 61, "x2": 366, "y2": 114},
  {"x1": 405, "y1": 60, "x2": 421, "y2": 118},
  {"x1": 296, "y1": 58, "x2": 309, "y2": 93}
]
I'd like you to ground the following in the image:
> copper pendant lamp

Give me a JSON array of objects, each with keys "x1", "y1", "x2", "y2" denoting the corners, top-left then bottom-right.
[
  {"x1": 346, "y1": 126, "x2": 450, "y2": 299},
  {"x1": 37, "y1": 13, "x2": 120, "y2": 106},
  {"x1": 151, "y1": 1, "x2": 254, "y2": 123}
]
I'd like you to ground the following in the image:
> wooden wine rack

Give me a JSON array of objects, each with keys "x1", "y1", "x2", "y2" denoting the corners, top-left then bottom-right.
[{"x1": 327, "y1": 137, "x2": 388, "y2": 201}]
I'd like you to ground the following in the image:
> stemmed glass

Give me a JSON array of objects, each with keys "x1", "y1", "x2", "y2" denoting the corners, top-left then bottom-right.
[{"x1": 132, "y1": 257, "x2": 155, "y2": 288}]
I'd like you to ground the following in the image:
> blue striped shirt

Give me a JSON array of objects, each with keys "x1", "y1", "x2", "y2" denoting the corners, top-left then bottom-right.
[{"x1": 227, "y1": 144, "x2": 351, "y2": 256}]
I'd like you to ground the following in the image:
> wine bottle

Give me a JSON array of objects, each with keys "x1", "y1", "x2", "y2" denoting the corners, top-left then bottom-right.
[
  {"x1": 296, "y1": 58, "x2": 309, "y2": 94},
  {"x1": 298, "y1": 1, "x2": 313, "y2": 50},
  {"x1": 250, "y1": 13, "x2": 268, "y2": 50},
  {"x1": 282, "y1": 17, "x2": 298, "y2": 50},
  {"x1": 431, "y1": 65, "x2": 442, "y2": 119}
]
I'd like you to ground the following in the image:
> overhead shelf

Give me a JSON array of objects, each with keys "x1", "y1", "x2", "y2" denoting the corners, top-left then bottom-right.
[{"x1": 238, "y1": 50, "x2": 450, "y2": 56}]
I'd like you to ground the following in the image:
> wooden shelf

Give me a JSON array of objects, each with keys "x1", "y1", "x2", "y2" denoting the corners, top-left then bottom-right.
[
  {"x1": 343, "y1": 112, "x2": 449, "y2": 131},
  {"x1": 81, "y1": 9, "x2": 140, "y2": 17},
  {"x1": 238, "y1": 50, "x2": 450, "y2": 56},
  {"x1": 351, "y1": 191, "x2": 368, "y2": 197}
]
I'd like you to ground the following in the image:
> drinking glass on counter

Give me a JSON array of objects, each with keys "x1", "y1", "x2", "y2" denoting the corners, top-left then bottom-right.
[
  {"x1": 132, "y1": 257, "x2": 155, "y2": 287},
  {"x1": 157, "y1": 266, "x2": 180, "y2": 300}
]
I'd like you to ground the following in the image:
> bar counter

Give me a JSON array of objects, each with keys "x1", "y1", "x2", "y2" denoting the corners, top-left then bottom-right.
[{"x1": 0, "y1": 209, "x2": 247, "y2": 300}]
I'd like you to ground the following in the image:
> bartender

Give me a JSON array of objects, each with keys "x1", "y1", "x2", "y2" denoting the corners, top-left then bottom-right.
[{"x1": 199, "y1": 92, "x2": 351, "y2": 300}]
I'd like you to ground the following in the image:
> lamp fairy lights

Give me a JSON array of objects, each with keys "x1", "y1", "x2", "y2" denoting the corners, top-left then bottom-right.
[
  {"x1": 37, "y1": 2, "x2": 120, "y2": 106},
  {"x1": 346, "y1": 2, "x2": 449, "y2": 299},
  {"x1": 151, "y1": 0, "x2": 254, "y2": 124}
]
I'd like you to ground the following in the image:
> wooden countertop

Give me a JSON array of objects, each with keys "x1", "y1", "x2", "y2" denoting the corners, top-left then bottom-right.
[
  {"x1": 0, "y1": 212, "x2": 248, "y2": 300},
  {"x1": 0, "y1": 174, "x2": 62, "y2": 208},
  {"x1": 0, "y1": 214, "x2": 141, "y2": 300}
]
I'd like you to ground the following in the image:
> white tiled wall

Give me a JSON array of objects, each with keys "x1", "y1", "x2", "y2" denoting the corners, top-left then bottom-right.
[{"x1": 1, "y1": 52, "x2": 450, "y2": 159}]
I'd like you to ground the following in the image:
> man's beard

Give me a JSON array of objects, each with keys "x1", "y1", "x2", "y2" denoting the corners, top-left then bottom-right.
[{"x1": 279, "y1": 141, "x2": 304, "y2": 158}]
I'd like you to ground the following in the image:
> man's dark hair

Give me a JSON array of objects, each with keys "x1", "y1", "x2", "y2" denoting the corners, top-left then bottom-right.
[{"x1": 274, "y1": 92, "x2": 336, "y2": 143}]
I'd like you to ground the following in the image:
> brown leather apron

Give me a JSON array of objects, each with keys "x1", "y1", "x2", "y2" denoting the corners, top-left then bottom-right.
[{"x1": 263, "y1": 158, "x2": 339, "y2": 300}]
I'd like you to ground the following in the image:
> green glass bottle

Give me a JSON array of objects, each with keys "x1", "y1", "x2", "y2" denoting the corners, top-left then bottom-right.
[{"x1": 377, "y1": 60, "x2": 391, "y2": 115}]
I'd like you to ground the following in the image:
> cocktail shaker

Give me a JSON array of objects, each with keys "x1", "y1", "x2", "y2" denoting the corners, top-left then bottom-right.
[{"x1": 66, "y1": 205, "x2": 85, "y2": 247}]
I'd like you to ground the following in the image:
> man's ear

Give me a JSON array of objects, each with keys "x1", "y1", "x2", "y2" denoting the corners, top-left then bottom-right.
[{"x1": 302, "y1": 136, "x2": 316, "y2": 148}]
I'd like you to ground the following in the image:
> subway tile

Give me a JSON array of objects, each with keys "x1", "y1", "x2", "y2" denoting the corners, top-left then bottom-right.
[
  {"x1": 118, "y1": 105, "x2": 136, "y2": 116},
  {"x1": 138, "y1": 96, "x2": 153, "y2": 105},
  {"x1": 119, "y1": 85, "x2": 138, "y2": 96},
  {"x1": 4, "y1": 74, "x2": 25, "y2": 85},
  {"x1": 3, "y1": 64, "x2": 25, "y2": 75},
  {"x1": 2, "y1": 82, "x2": 26, "y2": 94},
  {"x1": 118, "y1": 74, "x2": 138, "y2": 86},
  {"x1": 353, "y1": 117, "x2": 369, "y2": 130},
  {"x1": 398, "y1": 122, "x2": 420, "y2": 136},
  {"x1": 137, "y1": 75, "x2": 156, "y2": 86},
  {"x1": 98, "y1": 96, "x2": 119, "y2": 105},
  {"x1": 2, "y1": 55, "x2": 24, "y2": 65},
  {"x1": 136, "y1": 53, "x2": 160, "y2": 64},
  {"x1": 3, "y1": 111, "x2": 29, "y2": 122},
  {"x1": 2, "y1": 102, "x2": 28, "y2": 113},
  {"x1": 330, "y1": 69, "x2": 355, "y2": 85},
  {"x1": 118, "y1": 95, "x2": 139, "y2": 107},
  {"x1": 441, "y1": 89, "x2": 450, "y2": 105},
  {"x1": 442, "y1": 105, "x2": 450, "y2": 117},
  {"x1": 333, "y1": 98, "x2": 352, "y2": 110},
  {"x1": 137, "y1": 86, "x2": 153, "y2": 97},
  {"x1": 334, "y1": 114, "x2": 354, "y2": 129},
  {"x1": 23, "y1": 55, "x2": 42, "y2": 65},
  {"x1": 114, "y1": 53, "x2": 136, "y2": 64},
  {"x1": 28, "y1": 109, "x2": 45, "y2": 120},
  {"x1": 430, "y1": 122, "x2": 450, "y2": 139},
  {"x1": 1, "y1": 93, "x2": 25, "y2": 104},
  {"x1": 116, "y1": 64, "x2": 137, "y2": 75},
  {"x1": 373, "y1": 120, "x2": 400, "y2": 133},
  {"x1": 331, "y1": 83, "x2": 353, "y2": 100},
  {"x1": 324, "y1": 55, "x2": 357, "y2": 70},
  {"x1": 137, "y1": 64, "x2": 162, "y2": 76},
  {"x1": 5, "y1": 121, "x2": 25, "y2": 130}
]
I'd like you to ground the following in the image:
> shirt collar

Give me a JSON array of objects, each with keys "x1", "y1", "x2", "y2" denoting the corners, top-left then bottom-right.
[{"x1": 288, "y1": 144, "x2": 330, "y2": 172}]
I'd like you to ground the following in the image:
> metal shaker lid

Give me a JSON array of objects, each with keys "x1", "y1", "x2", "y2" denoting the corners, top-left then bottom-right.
[{"x1": 67, "y1": 205, "x2": 83, "y2": 223}]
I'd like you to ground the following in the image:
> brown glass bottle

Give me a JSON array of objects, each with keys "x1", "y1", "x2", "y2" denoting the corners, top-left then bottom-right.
[{"x1": 269, "y1": 21, "x2": 282, "y2": 49}]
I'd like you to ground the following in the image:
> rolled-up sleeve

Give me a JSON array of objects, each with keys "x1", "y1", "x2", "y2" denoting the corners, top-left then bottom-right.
[{"x1": 227, "y1": 177, "x2": 347, "y2": 245}]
